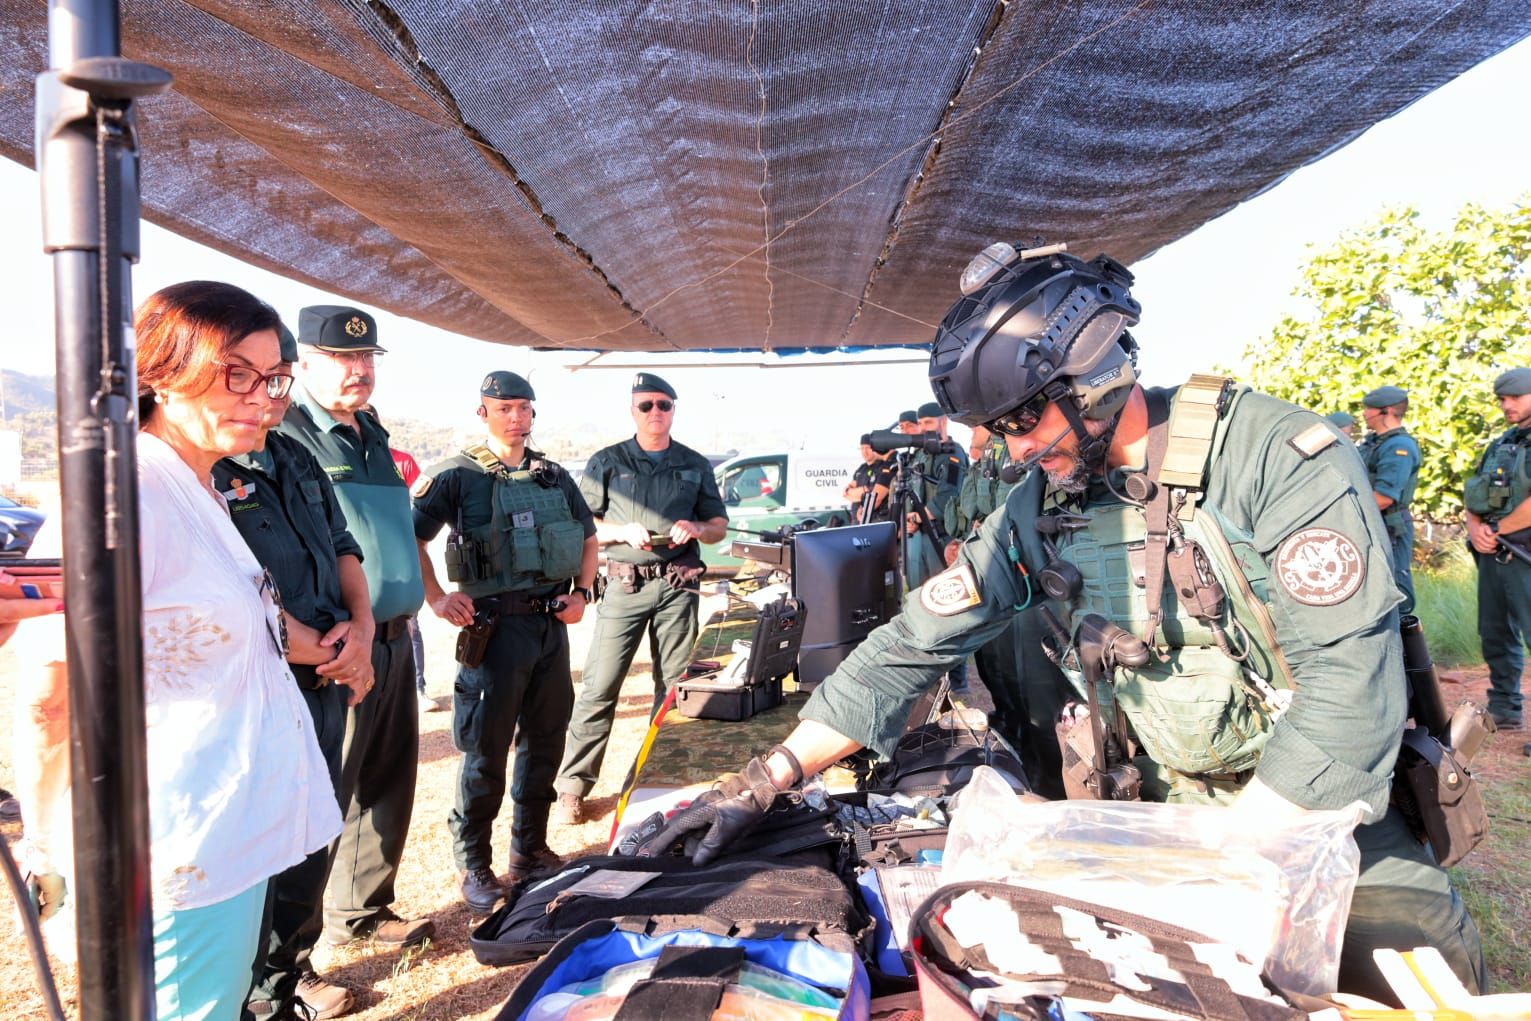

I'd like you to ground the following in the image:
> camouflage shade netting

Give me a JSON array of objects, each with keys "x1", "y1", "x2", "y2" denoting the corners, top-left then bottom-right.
[{"x1": 1, "y1": 1, "x2": 1527, "y2": 352}]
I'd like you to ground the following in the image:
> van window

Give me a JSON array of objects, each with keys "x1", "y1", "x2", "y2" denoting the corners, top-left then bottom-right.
[{"x1": 721, "y1": 459, "x2": 786, "y2": 508}]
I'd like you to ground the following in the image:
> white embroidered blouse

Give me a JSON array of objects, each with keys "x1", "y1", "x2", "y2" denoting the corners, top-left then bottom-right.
[{"x1": 31, "y1": 434, "x2": 343, "y2": 910}]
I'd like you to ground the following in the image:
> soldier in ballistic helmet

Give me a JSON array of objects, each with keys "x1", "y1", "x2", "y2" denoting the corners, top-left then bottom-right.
[
  {"x1": 1358, "y1": 386, "x2": 1422, "y2": 614},
  {"x1": 641, "y1": 242, "x2": 1484, "y2": 1003},
  {"x1": 1463, "y1": 367, "x2": 1531, "y2": 730},
  {"x1": 553, "y1": 373, "x2": 729, "y2": 825},
  {"x1": 412, "y1": 371, "x2": 598, "y2": 913}
]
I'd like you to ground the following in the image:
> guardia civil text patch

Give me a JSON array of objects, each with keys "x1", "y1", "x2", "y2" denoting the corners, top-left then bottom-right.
[
  {"x1": 1274, "y1": 527, "x2": 1365, "y2": 606},
  {"x1": 919, "y1": 563, "x2": 982, "y2": 616}
]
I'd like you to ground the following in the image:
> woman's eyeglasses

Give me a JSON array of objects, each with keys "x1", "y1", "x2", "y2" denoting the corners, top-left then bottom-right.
[
  {"x1": 635, "y1": 399, "x2": 674, "y2": 413},
  {"x1": 987, "y1": 392, "x2": 1050, "y2": 437},
  {"x1": 223, "y1": 364, "x2": 295, "y2": 400}
]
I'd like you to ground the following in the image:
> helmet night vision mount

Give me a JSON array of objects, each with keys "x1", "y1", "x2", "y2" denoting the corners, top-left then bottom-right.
[{"x1": 928, "y1": 241, "x2": 1143, "y2": 469}]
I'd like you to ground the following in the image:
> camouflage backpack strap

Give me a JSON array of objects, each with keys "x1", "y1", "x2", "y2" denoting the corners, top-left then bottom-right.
[{"x1": 1142, "y1": 374, "x2": 1236, "y2": 642}]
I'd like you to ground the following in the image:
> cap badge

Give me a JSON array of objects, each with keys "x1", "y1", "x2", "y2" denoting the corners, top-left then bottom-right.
[{"x1": 344, "y1": 316, "x2": 369, "y2": 338}]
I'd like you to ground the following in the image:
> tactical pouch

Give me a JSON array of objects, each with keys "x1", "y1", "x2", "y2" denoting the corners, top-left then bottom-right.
[
  {"x1": 455, "y1": 615, "x2": 495, "y2": 668},
  {"x1": 1393, "y1": 726, "x2": 1489, "y2": 868},
  {"x1": 537, "y1": 519, "x2": 586, "y2": 580},
  {"x1": 443, "y1": 533, "x2": 483, "y2": 583}
]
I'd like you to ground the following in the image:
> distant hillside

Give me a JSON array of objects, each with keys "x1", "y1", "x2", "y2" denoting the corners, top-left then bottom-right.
[{"x1": 2, "y1": 370, "x2": 55, "y2": 418}]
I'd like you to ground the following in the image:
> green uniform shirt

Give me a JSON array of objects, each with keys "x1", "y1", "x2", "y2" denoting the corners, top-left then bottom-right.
[
  {"x1": 578, "y1": 437, "x2": 727, "y2": 566},
  {"x1": 945, "y1": 437, "x2": 1017, "y2": 538},
  {"x1": 278, "y1": 390, "x2": 425, "y2": 622},
  {"x1": 214, "y1": 431, "x2": 362, "y2": 634},
  {"x1": 801, "y1": 388, "x2": 1406, "y2": 818},
  {"x1": 911, "y1": 441, "x2": 965, "y2": 536},
  {"x1": 412, "y1": 450, "x2": 596, "y2": 597},
  {"x1": 1361, "y1": 427, "x2": 1421, "y2": 521}
]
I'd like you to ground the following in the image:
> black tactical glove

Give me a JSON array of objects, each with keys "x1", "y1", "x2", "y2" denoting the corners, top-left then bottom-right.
[{"x1": 633, "y1": 755, "x2": 779, "y2": 865}]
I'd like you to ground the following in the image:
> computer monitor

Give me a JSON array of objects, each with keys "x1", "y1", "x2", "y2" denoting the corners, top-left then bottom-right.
[{"x1": 789, "y1": 522, "x2": 900, "y2": 688}]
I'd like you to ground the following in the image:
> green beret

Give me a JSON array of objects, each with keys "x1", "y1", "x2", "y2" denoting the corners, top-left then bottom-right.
[
  {"x1": 277, "y1": 323, "x2": 298, "y2": 363},
  {"x1": 298, "y1": 305, "x2": 384, "y2": 352},
  {"x1": 1324, "y1": 411, "x2": 1355, "y2": 428},
  {"x1": 1494, "y1": 367, "x2": 1531, "y2": 397},
  {"x1": 481, "y1": 371, "x2": 535, "y2": 400},
  {"x1": 917, "y1": 401, "x2": 944, "y2": 419},
  {"x1": 1362, "y1": 386, "x2": 1407, "y2": 408},
  {"x1": 859, "y1": 433, "x2": 873, "y2": 445},
  {"x1": 897, "y1": 409, "x2": 918, "y2": 424},
  {"x1": 632, "y1": 372, "x2": 676, "y2": 399}
]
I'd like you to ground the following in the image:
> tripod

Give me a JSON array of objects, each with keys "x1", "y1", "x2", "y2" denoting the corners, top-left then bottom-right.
[{"x1": 885, "y1": 450, "x2": 946, "y2": 590}]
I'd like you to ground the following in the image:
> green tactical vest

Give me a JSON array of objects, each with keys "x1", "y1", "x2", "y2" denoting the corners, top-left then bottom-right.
[
  {"x1": 949, "y1": 440, "x2": 1015, "y2": 537},
  {"x1": 453, "y1": 445, "x2": 585, "y2": 598},
  {"x1": 1463, "y1": 428, "x2": 1530, "y2": 519},
  {"x1": 1363, "y1": 429, "x2": 1420, "y2": 520},
  {"x1": 1040, "y1": 380, "x2": 1297, "y2": 804}
]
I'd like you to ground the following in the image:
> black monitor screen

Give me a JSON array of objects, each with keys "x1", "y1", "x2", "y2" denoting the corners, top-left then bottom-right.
[{"x1": 789, "y1": 522, "x2": 899, "y2": 688}]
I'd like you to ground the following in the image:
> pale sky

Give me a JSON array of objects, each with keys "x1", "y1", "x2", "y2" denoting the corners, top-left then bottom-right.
[{"x1": 2, "y1": 36, "x2": 1528, "y2": 457}]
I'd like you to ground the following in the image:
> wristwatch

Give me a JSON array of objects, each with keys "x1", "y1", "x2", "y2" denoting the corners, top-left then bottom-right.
[{"x1": 573, "y1": 585, "x2": 594, "y2": 601}]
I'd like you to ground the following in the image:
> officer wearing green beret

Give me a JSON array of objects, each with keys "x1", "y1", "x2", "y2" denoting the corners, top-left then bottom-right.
[
  {"x1": 1358, "y1": 386, "x2": 1422, "y2": 613},
  {"x1": 1464, "y1": 367, "x2": 1531, "y2": 730},
  {"x1": 1325, "y1": 410, "x2": 1356, "y2": 440},
  {"x1": 278, "y1": 305, "x2": 433, "y2": 949},
  {"x1": 213, "y1": 324, "x2": 370, "y2": 1019},
  {"x1": 645, "y1": 245, "x2": 1484, "y2": 1003},
  {"x1": 412, "y1": 371, "x2": 598, "y2": 912},
  {"x1": 897, "y1": 409, "x2": 919, "y2": 434},
  {"x1": 552, "y1": 374, "x2": 729, "y2": 824}
]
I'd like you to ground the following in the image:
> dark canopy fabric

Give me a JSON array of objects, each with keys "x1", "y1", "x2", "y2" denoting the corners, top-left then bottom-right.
[{"x1": 2, "y1": 1, "x2": 1527, "y2": 351}]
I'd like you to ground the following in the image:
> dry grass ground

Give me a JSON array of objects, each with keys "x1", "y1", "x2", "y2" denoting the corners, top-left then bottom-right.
[{"x1": 2, "y1": 594, "x2": 1526, "y2": 1016}]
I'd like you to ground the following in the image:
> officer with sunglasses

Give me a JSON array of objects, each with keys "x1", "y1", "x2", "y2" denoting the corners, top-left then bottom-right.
[
  {"x1": 213, "y1": 324, "x2": 371, "y2": 1020},
  {"x1": 639, "y1": 244, "x2": 1484, "y2": 1005},
  {"x1": 553, "y1": 373, "x2": 728, "y2": 826}
]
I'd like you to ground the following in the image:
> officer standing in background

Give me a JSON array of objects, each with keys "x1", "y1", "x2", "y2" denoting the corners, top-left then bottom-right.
[
  {"x1": 1464, "y1": 367, "x2": 1531, "y2": 731},
  {"x1": 280, "y1": 306, "x2": 433, "y2": 949},
  {"x1": 844, "y1": 433, "x2": 892, "y2": 524},
  {"x1": 942, "y1": 424, "x2": 1030, "y2": 750},
  {"x1": 413, "y1": 372, "x2": 598, "y2": 912},
  {"x1": 903, "y1": 400, "x2": 966, "y2": 587},
  {"x1": 552, "y1": 374, "x2": 729, "y2": 825},
  {"x1": 217, "y1": 325, "x2": 372, "y2": 1021},
  {"x1": 1358, "y1": 386, "x2": 1422, "y2": 614},
  {"x1": 1325, "y1": 410, "x2": 1357, "y2": 441},
  {"x1": 645, "y1": 244, "x2": 1484, "y2": 1004},
  {"x1": 896, "y1": 409, "x2": 919, "y2": 434}
]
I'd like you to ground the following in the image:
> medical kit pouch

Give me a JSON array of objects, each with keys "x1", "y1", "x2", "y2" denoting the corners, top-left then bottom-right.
[{"x1": 908, "y1": 881, "x2": 1304, "y2": 1020}]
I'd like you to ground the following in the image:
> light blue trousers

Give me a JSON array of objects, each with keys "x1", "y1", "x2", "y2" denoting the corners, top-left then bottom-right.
[{"x1": 153, "y1": 880, "x2": 268, "y2": 1021}]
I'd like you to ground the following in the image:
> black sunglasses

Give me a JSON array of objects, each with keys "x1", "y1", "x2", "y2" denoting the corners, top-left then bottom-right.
[
  {"x1": 635, "y1": 399, "x2": 674, "y2": 413},
  {"x1": 988, "y1": 392, "x2": 1050, "y2": 437}
]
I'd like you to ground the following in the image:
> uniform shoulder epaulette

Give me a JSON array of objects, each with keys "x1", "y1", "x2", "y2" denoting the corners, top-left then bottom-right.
[{"x1": 1287, "y1": 421, "x2": 1339, "y2": 460}]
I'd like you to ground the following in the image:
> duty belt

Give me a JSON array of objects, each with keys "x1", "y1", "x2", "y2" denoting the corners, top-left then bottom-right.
[
  {"x1": 607, "y1": 561, "x2": 666, "y2": 584},
  {"x1": 475, "y1": 590, "x2": 568, "y2": 616},
  {"x1": 376, "y1": 615, "x2": 411, "y2": 641}
]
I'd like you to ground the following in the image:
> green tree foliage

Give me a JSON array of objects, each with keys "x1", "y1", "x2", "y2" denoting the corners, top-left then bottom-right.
[{"x1": 1235, "y1": 198, "x2": 1531, "y2": 520}]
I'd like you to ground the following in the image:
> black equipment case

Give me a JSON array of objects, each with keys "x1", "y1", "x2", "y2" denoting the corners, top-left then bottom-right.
[{"x1": 675, "y1": 595, "x2": 804, "y2": 721}]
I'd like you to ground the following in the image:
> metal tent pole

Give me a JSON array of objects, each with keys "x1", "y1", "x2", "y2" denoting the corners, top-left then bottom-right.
[{"x1": 36, "y1": 2, "x2": 168, "y2": 1016}]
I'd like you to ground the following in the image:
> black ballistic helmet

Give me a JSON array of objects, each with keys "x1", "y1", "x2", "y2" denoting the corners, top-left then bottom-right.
[{"x1": 928, "y1": 246, "x2": 1142, "y2": 428}]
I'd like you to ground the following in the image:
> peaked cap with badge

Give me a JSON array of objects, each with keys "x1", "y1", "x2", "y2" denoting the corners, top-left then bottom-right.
[
  {"x1": 481, "y1": 370, "x2": 536, "y2": 401},
  {"x1": 631, "y1": 372, "x2": 677, "y2": 399},
  {"x1": 298, "y1": 304, "x2": 385, "y2": 353}
]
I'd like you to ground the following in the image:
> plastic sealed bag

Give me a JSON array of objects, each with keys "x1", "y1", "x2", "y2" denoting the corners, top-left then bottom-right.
[{"x1": 941, "y1": 766, "x2": 1364, "y2": 996}]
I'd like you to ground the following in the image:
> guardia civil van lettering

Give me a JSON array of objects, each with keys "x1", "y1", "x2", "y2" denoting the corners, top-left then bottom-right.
[{"x1": 703, "y1": 450, "x2": 858, "y2": 571}]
